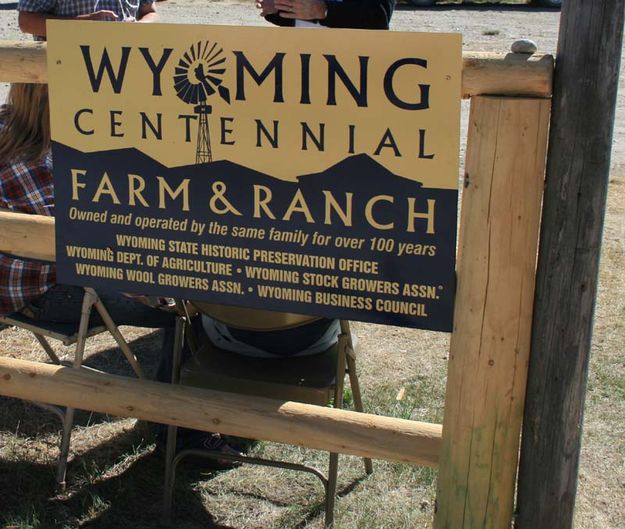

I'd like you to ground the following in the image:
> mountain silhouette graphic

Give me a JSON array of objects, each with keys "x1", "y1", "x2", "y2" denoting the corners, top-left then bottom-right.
[
  {"x1": 52, "y1": 144, "x2": 425, "y2": 193},
  {"x1": 297, "y1": 153, "x2": 423, "y2": 190}
]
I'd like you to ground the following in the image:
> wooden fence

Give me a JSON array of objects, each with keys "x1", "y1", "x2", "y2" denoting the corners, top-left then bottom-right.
[{"x1": 0, "y1": 40, "x2": 553, "y2": 528}]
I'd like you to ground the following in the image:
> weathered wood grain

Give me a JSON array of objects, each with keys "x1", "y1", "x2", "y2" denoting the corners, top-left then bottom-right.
[
  {"x1": 0, "y1": 210, "x2": 55, "y2": 261},
  {"x1": 0, "y1": 41, "x2": 47, "y2": 83},
  {"x1": 0, "y1": 356, "x2": 442, "y2": 467},
  {"x1": 434, "y1": 96, "x2": 550, "y2": 529},
  {"x1": 0, "y1": 40, "x2": 554, "y2": 98},
  {"x1": 516, "y1": 2, "x2": 625, "y2": 529}
]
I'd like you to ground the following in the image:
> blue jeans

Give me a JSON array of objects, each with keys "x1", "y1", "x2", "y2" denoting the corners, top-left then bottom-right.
[{"x1": 27, "y1": 284, "x2": 175, "y2": 328}]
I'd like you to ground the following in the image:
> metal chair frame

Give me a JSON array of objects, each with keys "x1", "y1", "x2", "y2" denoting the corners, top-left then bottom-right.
[
  {"x1": 0, "y1": 287, "x2": 145, "y2": 489},
  {"x1": 162, "y1": 313, "x2": 372, "y2": 528}
]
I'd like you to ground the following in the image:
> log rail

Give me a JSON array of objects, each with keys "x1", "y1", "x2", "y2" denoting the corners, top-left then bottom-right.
[
  {"x1": 0, "y1": 356, "x2": 442, "y2": 467},
  {"x1": 0, "y1": 40, "x2": 555, "y2": 99}
]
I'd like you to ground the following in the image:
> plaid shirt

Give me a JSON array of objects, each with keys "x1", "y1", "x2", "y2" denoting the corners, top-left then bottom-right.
[
  {"x1": 0, "y1": 107, "x2": 56, "y2": 315},
  {"x1": 18, "y1": 0, "x2": 154, "y2": 22}
]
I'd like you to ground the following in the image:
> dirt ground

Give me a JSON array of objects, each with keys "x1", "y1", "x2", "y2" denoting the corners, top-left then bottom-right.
[{"x1": 0, "y1": 2, "x2": 624, "y2": 528}]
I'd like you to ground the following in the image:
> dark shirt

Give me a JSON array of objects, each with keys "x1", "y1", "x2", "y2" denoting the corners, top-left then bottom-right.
[{"x1": 266, "y1": 0, "x2": 396, "y2": 30}]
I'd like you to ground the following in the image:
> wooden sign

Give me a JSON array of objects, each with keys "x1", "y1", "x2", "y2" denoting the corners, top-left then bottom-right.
[{"x1": 47, "y1": 21, "x2": 461, "y2": 330}]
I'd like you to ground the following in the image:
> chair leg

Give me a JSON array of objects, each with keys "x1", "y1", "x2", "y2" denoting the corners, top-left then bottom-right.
[
  {"x1": 176, "y1": 300, "x2": 198, "y2": 355},
  {"x1": 325, "y1": 452, "x2": 338, "y2": 528},
  {"x1": 34, "y1": 334, "x2": 62, "y2": 364},
  {"x1": 163, "y1": 423, "x2": 178, "y2": 519},
  {"x1": 55, "y1": 289, "x2": 96, "y2": 489},
  {"x1": 56, "y1": 406, "x2": 75, "y2": 490},
  {"x1": 162, "y1": 316, "x2": 186, "y2": 518},
  {"x1": 170, "y1": 316, "x2": 186, "y2": 386},
  {"x1": 88, "y1": 288, "x2": 145, "y2": 379},
  {"x1": 324, "y1": 328, "x2": 349, "y2": 529},
  {"x1": 32, "y1": 401, "x2": 65, "y2": 423},
  {"x1": 346, "y1": 354, "x2": 373, "y2": 476},
  {"x1": 341, "y1": 320, "x2": 373, "y2": 476}
]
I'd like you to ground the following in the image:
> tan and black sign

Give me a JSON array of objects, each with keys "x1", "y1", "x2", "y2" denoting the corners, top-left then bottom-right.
[{"x1": 47, "y1": 21, "x2": 461, "y2": 330}]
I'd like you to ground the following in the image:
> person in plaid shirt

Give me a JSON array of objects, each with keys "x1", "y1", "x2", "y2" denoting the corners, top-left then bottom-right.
[
  {"x1": 0, "y1": 84, "x2": 174, "y2": 328},
  {"x1": 18, "y1": 0, "x2": 158, "y2": 39},
  {"x1": 0, "y1": 84, "x2": 55, "y2": 316}
]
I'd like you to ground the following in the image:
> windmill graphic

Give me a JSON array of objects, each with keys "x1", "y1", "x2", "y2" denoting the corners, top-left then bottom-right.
[{"x1": 173, "y1": 41, "x2": 230, "y2": 164}]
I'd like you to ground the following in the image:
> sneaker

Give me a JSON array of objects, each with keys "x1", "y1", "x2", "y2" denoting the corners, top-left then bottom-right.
[{"x1": 178, "y1": 432, "x2": 244, "y2": 470}]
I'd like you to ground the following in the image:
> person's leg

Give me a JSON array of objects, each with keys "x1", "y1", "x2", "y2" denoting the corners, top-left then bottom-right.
[
  {"x1": 94, "y1": 290, "x2": 175, "y2": 328},
  {"x1": 28, "y1": 284, "x2": 175, "y2": 383},
  {"x1": 27, "y1": 285, "x2": 175, "y2": 328},
  {"x1": 154, "y1": 317, "x2": 244, "y2": 466},
  {"x1": 26, "y1": 284, "x2": 89, "y2": 323},
  {"x1": 155, "y1": 315, "x2": 202, "y2": 383}
]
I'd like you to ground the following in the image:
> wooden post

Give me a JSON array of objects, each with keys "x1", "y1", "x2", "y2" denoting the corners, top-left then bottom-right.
[
  {"x1": 0, "y1": 356, "x2": 442, "y2": 467},
  {"x1": 434, "y1": 96, "x2": 550, "y2": 529},
  {"x1": 516, "y1": 2, "x2": 625, "y2": 528}
]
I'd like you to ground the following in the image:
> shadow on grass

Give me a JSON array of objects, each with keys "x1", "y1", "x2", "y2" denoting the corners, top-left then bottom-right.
[
  {"x1": 0, "y1": 329, "x2": 165, "y2": 437},
  {"x1": 0, "y1": 421, "x2": 232, "y2": 529},
  {"x1": 166, "y1": 453, "x2": 372, "y2": 529},
  {"x1": 0, "y1": 325, "x2": 384, "y2": 528},
  {"x1": 0, "y1": 327, "x2": 252, "y2": 528},
  {"x1": 288, "y1": 473, "x2": 371, "y2": 529},
  {"x1": 85, "y1": 327, "x2": 166, "y2": 379}
]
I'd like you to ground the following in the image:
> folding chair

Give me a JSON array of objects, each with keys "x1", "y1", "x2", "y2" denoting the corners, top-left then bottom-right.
[
  {"x1": 0, "y1": 287, "x2": 145, "y2": 489},
  {"x1": 163, "y1": 303, "x2": 372, "y2": 529}
]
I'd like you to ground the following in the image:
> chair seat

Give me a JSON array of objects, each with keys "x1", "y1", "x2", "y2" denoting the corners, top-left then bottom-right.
[
  {"x1": 180, "y1": 341, "x2": 338, "y2": 406},
  {"x1": 190, "y1": 302, "x2": 322, "y2": 331},
  {"x1": 0, "y1": 312, "x2": 107, "y2": 346}
]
